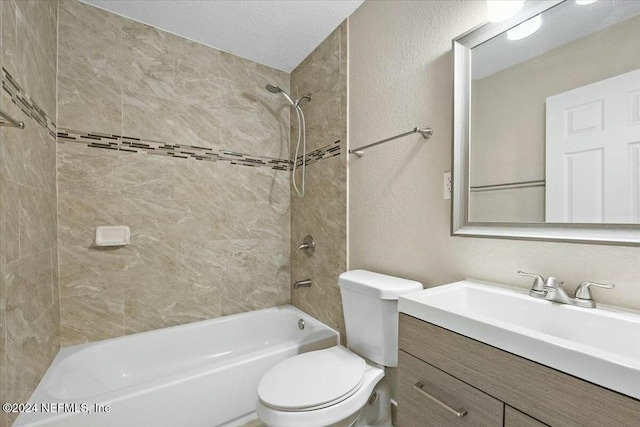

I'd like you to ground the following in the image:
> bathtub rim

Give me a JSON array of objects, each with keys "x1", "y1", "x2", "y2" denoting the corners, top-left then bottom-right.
[{"x1": 16, "y1": 304, "x2": 339, "y2": 426}]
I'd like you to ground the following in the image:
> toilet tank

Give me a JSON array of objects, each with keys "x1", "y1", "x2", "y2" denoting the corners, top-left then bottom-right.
[{"x1": 338, "y1": 270, "x2": 423, "y2": 367}]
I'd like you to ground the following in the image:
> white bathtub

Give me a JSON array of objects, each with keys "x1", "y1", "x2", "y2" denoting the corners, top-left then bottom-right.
[{"x1": 15, "y1": 305, "x2": 338, "y2": 427}]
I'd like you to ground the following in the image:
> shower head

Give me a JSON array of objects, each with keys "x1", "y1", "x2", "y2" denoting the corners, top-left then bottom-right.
[
  {"x1": 266, "y1": 84, "x2": 296, "y2": 107},
  {"x1": 266, "y1": 84, "x2": 282, "y2": 94}
]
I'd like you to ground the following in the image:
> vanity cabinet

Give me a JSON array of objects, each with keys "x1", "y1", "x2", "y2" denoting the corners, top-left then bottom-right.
[
  {"x1": 398, "y1": 314, "x2": 640, "y2": 427},
  {"x1": 504, "y1": 406, "x2": 548, "y2": 427},
  {"x1": 399, "y1": 350, "x2": 502, "y2": 426}
]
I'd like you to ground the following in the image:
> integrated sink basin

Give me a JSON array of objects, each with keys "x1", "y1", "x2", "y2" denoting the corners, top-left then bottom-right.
[{"x1": 399, "y1": 280, "x2": 640, "y2": 400}]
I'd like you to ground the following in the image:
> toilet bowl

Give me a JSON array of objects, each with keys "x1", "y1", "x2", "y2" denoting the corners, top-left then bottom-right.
[
  {"x1": 256, "y1": 270, "x2": 423, "y2": 427},
  {"x1": 256, "y1": 346, "x2": 388, "y2": 427}
]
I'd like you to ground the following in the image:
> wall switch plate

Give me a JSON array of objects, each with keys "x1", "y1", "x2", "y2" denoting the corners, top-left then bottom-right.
[{"x1": 444, "y1": 171, "x2": 452, "y2": 199}]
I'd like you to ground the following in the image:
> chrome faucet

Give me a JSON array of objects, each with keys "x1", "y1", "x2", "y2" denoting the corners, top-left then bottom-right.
[
  {"x1": 517, "y1": 271, "x2": 614, "y2": 308},
  {"x1": 540, "y1": 276, "x2": 571, "y2": 304}
]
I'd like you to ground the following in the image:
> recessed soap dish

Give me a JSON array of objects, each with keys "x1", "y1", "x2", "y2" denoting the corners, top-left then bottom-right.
[{"x1": 95, "y1": 226, "x2": 130, "y2": 246}]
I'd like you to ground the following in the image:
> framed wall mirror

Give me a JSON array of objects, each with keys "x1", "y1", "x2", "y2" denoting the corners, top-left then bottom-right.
[{"x1": 452, "y1": 0, "x2": 640, "y2": 245}]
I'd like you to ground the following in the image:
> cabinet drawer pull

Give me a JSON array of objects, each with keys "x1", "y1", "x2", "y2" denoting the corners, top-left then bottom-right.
[{"x1": 413, "y1": 382, "x2": 468, "y2": 418}]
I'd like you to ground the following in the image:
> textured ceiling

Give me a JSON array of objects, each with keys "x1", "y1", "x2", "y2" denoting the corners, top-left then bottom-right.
[{"x1": 80, "y1": 0, "x2": 364, "y2": 72}]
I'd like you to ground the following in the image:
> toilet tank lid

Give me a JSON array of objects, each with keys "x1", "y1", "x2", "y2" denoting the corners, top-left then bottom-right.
[{"x1": 338, "y1": 270, "x2": 423, "y2": 300}]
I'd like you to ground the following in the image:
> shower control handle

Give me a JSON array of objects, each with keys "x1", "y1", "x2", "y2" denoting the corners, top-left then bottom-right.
[{"x1": 294, "y1": 235, "x2": 315, "y2": 257}]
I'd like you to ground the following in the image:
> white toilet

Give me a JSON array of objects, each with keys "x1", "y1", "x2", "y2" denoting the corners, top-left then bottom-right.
[{"x1": 256, "y1": 270, "x2": 423, "y2": 427}]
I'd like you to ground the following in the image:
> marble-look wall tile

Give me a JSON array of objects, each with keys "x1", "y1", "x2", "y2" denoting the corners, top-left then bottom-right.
[
  {"x1": 174, "y1": 41, "x2": 221, "y2": 107},
  {"x1": 121, "y1": 236, "x2": 181, "y2": 287},
  {"x1": 0, "y1": 272, "x2": 5, "y2": 427},
  {"x1": 219, "y1": 51, "x2": 257, "y2": 83},
  {"x1": 122, "y1": 196, "x2": 192, "y2": 241},
  {"x1": 168, "y1": 160, "x2": 219, "y2": 203},
  {"x1": 58, "y1": 73, "x2": 122, "y2": 133},
  {"x1": 60, "y1": 290, "x2": 125, "y2": 346},
  {"x1": 1, "y1": 101, "x2": 56, "y2": 194},
  {"x1": 58, "y1": 244, "x2": 132, "y2": 298},
  {"x1": 57, "y1": 194, "x2": 124, "y2": 248},
  {"x1": 125, "y1": 281, "x2": 221, "y2": 334},
  {"x1": 3, "y1": 250, "x2": 54, "y2": 344},
  {"x1": 293, "y1": 25, "x2": 342, "y2": 95},
  {"x1": 2, "y1": 0, "x2": 58, "y2": 119},
  {"x1": 221, "y1": 277, "x2": 289, "y2": 317},
  {"x1": 58, "y1": 0, "x2": 124, "y2": 88},
  {"x1": 121, "y1": 20, "x2": 176, "y2": 99},
  {"x1": 252, "y1": 202, "x2": 290, "y2": 241},
  {"x1": 179, "y1": 239, "x2": 258, "y2": 283},
  {"x1": 15, "y1": 1, "x2": 57, "y2": 64},
  {"x1": 19, "y1": 185, "x2": 57, "y2": 257},
  {"x1": 57, "y1": 193, "x2": 128, "y2": 298},
  {"x1": 122, "y1": 90, "x2": 220, "y2": 150},
  {"x1": 115, "y1": 153, "x2": 175, "y2": 200},
  {"x1": 58, "y1": 0, "x2": 291, "y2": 345},
  {"x1": 216, "y1": 162, "x2": 259, "y2": 202},
  {"x1": 1, "y1": 0, "x2": 59, "y2": 422},
  {"x1": 4, "y1": 305, "x2": 59, "y2": 425},
  {"x1": 299, "y1": 91, "x2": 342, "y2": 134},
  {"x1": 257, "y1": 239, "x2": 291, "y2": 276},
  {"x1": 290, "y1": 21, "x2": 348, "y2": 341},
  {"x1": 257, "y1": 168, "x2": 290, "y2": 205},
  {"x1": 0, "y1": 180, "x2": 20, "y2": 265},
  {"x1": 57, "y1": 143, "x2": 122, "y2": 198}
]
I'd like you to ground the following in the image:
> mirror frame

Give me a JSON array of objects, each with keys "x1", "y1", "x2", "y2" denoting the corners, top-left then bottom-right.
[{"x1": 452, "y1": 0, "x2": 640, "y2": 246}]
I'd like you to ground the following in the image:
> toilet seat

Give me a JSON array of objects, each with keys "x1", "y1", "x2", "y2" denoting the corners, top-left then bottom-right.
[
  {"x1": 256, "y1": 359, "x2": 386, "y2": 427},
  {"x1": 258, "y1": 346, "x2": 366, "y2": 411}
]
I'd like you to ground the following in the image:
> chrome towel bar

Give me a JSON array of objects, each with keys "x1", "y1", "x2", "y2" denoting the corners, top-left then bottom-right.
[
  {"x1": 0, "y1": 109, "x2": 24, "y2": 129},
  {"x1": 349, "y1": 126, "x2": 433, "y2": 157},
  {"x1": 470, "y1": 179, "x2": 545, "y2": 192}
]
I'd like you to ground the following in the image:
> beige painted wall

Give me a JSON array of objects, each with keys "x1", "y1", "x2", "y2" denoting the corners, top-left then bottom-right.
[
  {"x1": 290, "y1": 22, "x2": 348, "y2": 341},
  {"x1": 470, "y1": 14, "x2": 640, "y2": 222},
  {"x1": 0, "y1": 1, "x2": 60, "y2": 426},
  {"x1": 57, "y1": 0, "x2": 291, "y2": 346},
  {"x1": 348, "y1": 1, "x2": 640, "y2": 312}
]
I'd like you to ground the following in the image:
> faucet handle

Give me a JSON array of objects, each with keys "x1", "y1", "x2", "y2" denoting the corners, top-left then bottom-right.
[
  {"x1": 518, "y1": 271, "x2": 545, "y2": 292},
  {"x1": 294, "y1": 243, "x2": 309, "y2": 256},
  {"x1": 574, "y1": 281, "x2": 615, "y2": 301},
  {"x1": 294, "y1": 235, "x2": 315, "y2": 257}
]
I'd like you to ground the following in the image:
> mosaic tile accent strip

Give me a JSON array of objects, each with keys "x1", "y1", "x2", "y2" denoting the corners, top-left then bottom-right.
[
  {"x1": 1, "y1": 67, "x2": 57, "y2": 138},
  {"x1": 58, "y1": 129, "x2": 297, "y2": 170},
  {"x1": 295, "y1": 140, "x2": 342, "y2": 166},
  {"x1": 1, "y1": 67, "x2": 342, "y2": 169}
]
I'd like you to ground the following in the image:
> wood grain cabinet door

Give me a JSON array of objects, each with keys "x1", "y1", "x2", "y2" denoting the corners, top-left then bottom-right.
[
  {"x1": 398, "y1": 350, "x2": 503, "y2": 426},
  {"x1": 505, "y1": 406, "x2": 549, "y2": 427}
]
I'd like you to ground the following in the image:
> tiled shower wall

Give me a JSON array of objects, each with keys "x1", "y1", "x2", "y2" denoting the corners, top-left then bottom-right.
[
  {"x1": 57, "y1": 0, "x2": 291, "y2": 346},
  {"x1": 0, "y1": 1, "x2": 60, "y2": 426},
  {"x1": 290, "y1": 22, "x2": 348, "y2": 340}
]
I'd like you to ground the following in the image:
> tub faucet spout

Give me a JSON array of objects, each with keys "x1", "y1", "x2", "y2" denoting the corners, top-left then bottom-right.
[{"x1": 294, "y1": 279, "x2": 312, "y2": 289}]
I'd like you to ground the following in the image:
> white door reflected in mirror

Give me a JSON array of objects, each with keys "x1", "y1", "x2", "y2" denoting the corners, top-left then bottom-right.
[{"x1": 546, "y1": 68, "x2": 640, "y2": 223}]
